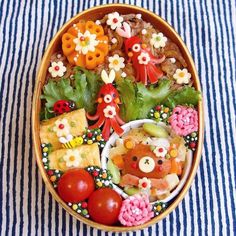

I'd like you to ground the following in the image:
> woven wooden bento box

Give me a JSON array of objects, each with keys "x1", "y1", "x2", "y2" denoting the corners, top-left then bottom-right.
[{"x1": 32, "y1": 4, "x2": 204, "y2": 232}]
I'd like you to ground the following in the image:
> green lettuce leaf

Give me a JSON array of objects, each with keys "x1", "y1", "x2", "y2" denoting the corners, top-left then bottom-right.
[
  {"x1": 117, "y1": 78, "x2": 172, "y2": 121},
  {"x1": 163, "y1": 86, "x2": 201, "y2": 108},
  {"x1": 40, "y1": 67, "x2": 102, "y2": 119},
  {"x1": 117, "y1": 78, "x2": 201, "y2": 122}
]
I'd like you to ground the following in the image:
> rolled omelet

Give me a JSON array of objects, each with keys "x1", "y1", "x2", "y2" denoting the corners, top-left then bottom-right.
[
  {"x1": 40, "y1": 109, "x2": 88, "y2": 150},
  {"x1": 48, "y1": 143, "x2": 101, "y2": 171}
]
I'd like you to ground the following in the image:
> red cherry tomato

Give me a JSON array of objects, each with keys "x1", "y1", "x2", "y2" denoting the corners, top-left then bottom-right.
[
  {"x1": 57, "y1": 169, "x2": 95, "y2": 203},
  {"x1": 88, "y1": 188, "x2": 122, "y2": 225}
]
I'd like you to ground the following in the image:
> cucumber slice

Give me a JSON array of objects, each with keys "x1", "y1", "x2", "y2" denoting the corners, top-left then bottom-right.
[
  {"x1": 107, "y1": 159, "x2": 121, "y2": 184},
  {"x1": 124, "y1": 186, "x2": 140, "y2": 196},
  {"x1": 143, "y1": 123, "x2": 169, "y2": 138}
]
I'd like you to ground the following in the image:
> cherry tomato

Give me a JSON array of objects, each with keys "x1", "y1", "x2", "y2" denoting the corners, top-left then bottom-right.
[
  {"x1": 57, "y1": 169, "x2": 95, "y2": 203},
  {"x1": 88, "y1": 188, "x2": 122, "y2": 225}
]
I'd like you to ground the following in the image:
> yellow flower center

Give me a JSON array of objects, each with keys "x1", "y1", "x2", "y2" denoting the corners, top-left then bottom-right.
[
  {"x1": 113, "y1": 59, "x2": 119, "y2": 65},
  {"x1": 179, "y1": 72, "x2": 185, "y2": 77},
  {"x1": 80, "y1": 37, "x2": 90, "y2": 46},
  {"x1": 69, "y1": 156, "x2": 75, "y2": 161}
]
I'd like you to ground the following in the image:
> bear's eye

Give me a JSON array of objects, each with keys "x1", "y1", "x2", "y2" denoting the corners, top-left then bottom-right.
[
  {"x1": 132, "y1": 156, "x2": 138, "y2": 161},
  {"x1": 158, "y1": 160, "x2": 163, "y2": 165}
]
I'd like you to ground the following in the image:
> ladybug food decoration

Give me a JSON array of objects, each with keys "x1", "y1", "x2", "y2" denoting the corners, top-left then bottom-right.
[
  {"x1": 86, "y1": 70, "x2": 125, "y2": 141},
  {"x1": 116, "y1": 22, "x2": 165, "y2": 85},
  {"x1": 53, "y1": 100, "x2": 76, "y2": 115}
]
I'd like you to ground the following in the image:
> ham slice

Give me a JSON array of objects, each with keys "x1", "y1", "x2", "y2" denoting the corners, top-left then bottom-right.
[
  {"x1": 150, "y1": 178, "x2": 169, "y2": 191},
  {"x1": 119, "y1": 174, "x2": 140, "y2": 187},
  {"x1": 119, "y1": 174, "x2": 169, "y2": 191}
]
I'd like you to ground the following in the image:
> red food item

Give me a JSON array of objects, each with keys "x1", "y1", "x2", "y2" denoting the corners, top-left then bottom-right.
[
  {"x1": 116, "y1": 23, "x2": 165, "y2": 85},
  {"x1": 123, "y1": 144, "x2": 171, "y2": 179},
  {"x1": 53, "y1": 100, "x2": 75, "y2": 115},
  {"x1": 88, "y1": 188, "x2": 122, "y2": 225},
  {"x1": 190, "y1": 142, "x2": 196, "y2": 148},
  {"x1": 87, "y1": 71, "x2": 125, "y2": 141},
  {"x1": 57, "y1": 169, "x2": 95, "y2": 203}
]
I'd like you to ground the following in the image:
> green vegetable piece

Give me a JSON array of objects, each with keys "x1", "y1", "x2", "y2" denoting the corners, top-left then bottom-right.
[
  {"x1": 116, "y1": 78, "x2": 172, "y2": 122},
  {"x1": 163, "y1": 86, "x2": 201, "y2": 108},
  {"x1": 143, "y1": 123, "x2": 169, "y2": 138},
  {"x1": 124, "y1": 186, "x2": 140, "y2": 196},
  {"x1": 40, "y1": 67, "x2": 102, "y2": 120},
  {"x1": 107, "y1": 159, "x2": 121, "y2": 184}
]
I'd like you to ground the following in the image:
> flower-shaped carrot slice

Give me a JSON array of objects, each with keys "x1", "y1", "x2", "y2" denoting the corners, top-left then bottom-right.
[{"x1": 61, "y1": 21, "x2": 109, "y2": 69}]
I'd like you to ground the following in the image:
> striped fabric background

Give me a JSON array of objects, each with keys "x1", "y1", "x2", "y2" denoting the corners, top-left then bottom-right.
[{"x1": 0, "y1": 0, "x2": 235, "y2": 235}]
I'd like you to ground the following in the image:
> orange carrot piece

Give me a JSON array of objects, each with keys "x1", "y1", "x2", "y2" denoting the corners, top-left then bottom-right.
[
  {"x1": 124, "y1": 138, "x2": 135, "y2": 150},
  {"x1": 96, "y1": 35, "x2": 109, "y2": 55},
  {"x1": 170, "y1": 159, "x2": 182, "y2": 176},
  {"x1": 112, "y1": 155, "x2": 125, "y2": 169}
]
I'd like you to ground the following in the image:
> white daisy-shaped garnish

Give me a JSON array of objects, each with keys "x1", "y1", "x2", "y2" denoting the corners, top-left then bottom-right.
[
  {"x1": 103, "y1": 106, "x2": 116, "y2": 118},
  {"x1": 173, "y1": 68, "x2": 191, "y2": 84},
  {"x1": 106, "y1": 12, "x2": 123, "y2": 30},
  {"x1": 153, "y1": 146, "x2": 168, "y2": 158},
  {"x1": 63, "y1": 149, "x2": 82, "y2": 168},
  {"x1": 150, "y1": 33, "x2": 168, "y2": 49},
  {"x1": 48, "y1": 61, "x2": 66, "y2": 78},
  {"x1": 137, "y1": 52, "x2": 151, "y2": 65},
  {"x1": 73, "y1": 30, "x2": 99, "y2": 55},
  {"x1": 108, "y1": 54, "x2": 125, "y2": 71},
  {"x1": 138, "y1": 177, "x2": 151, "y2": 190},
  {"x1": 53, "y1": 118, "x2": 70, "y2": 137}
]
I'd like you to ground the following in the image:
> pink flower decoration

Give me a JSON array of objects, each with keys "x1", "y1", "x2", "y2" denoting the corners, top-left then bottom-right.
[
  {"x1": 118, "y1": 194, "x2": 154, "y2": 226},
  {"x1": 169, "y1": 106, "x2": 198, "y2": 136}
]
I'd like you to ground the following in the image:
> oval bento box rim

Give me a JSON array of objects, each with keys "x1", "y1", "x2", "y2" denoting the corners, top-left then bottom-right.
[{"x1": 32, "y1": 3, "x2": 204, "y2": 232}]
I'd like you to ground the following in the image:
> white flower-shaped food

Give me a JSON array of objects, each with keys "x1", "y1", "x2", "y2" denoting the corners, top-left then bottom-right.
[
  {"x1": 73, "y1": 30, "x2": 99, "y2": 55},
  {"x1": 173, "y1": 68, "x2": 191, "y2": 84},
  {"x1": 63, "y1": 149, "x2": 82, "y2": 168},
  {"x1": 137, "y1": 52, "x2": 150, "y2": 65},
  {"x1": 48, "y1": 61, "x2": 66, "y2": 78},
  {"x1": 150, "y1": 33, "x2": 168, "y2": 49},
  {"x1": 103, "y1": 105, "x2": 116, "y2": 118},
  {"x1": 106, "y1": 12, "x2": 123, "y2": 30},
  {"x1": 153, "y1": 146, "x2": 168, "y2": 158},
  {"x1": 138, "y1": 177, "x2": 152, "y2": 190},
  {"x1": 53, "y1": 118, "x2": 70, "y2": 137},
  {"x1": 108, "y1": 54, "x2": 125, "y2": 71}
]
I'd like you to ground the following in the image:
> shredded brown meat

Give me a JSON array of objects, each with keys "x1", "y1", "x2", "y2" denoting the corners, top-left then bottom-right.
[{"x1": 45, "y1": 14, "x2": 189, "y2": 88}]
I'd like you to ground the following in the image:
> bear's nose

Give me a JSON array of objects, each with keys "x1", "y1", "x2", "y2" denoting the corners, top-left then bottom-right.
[{"x1": 138, "y1": 156, "x2": 155, "y2": 173}]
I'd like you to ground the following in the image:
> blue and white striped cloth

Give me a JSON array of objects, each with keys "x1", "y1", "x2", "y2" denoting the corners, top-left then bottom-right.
[{"x1": 0, "y1": 0, "x2": 235, "y2": 235}]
